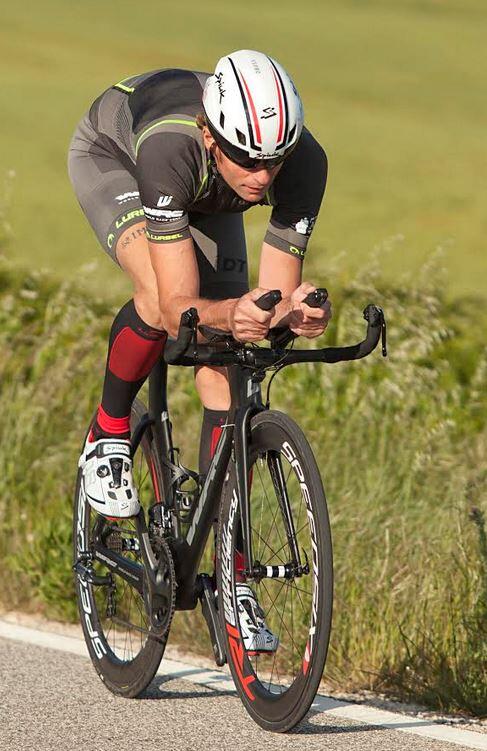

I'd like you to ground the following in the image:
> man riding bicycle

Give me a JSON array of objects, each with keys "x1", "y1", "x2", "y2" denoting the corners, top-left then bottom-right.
[{"x1": 68, "y1": 49, "x2": 331, "y2": 653}]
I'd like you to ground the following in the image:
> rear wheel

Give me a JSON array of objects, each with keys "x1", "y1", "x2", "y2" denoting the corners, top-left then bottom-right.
[
  {"x1": 73, "y1": 399, "x2": 171, "y2": 697},
  {"x1": 217, "y1": 410, "x2": 333, "y2": 732}
]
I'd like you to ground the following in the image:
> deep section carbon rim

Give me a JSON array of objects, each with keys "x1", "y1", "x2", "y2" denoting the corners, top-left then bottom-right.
[{"x1": 218, "y1": 410, "x2": 332, "y2": 731}]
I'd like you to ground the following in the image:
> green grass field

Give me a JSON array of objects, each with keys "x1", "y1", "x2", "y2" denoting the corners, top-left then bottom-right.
[{"x1": 0, "y1": 0, "x2": 486, "y2": 296}]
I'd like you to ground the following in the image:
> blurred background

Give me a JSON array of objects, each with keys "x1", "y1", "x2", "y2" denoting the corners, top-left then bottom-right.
[{"x1": 0, "y1": 0, "x2": 485, "y2": 716}]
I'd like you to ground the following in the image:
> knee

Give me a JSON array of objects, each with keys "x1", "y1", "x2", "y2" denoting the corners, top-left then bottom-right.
[
  {"x1": 133, "y1": 289, "x2": 164, "y2": 330},
  {"x1": 195, "y1": 366, "x2": 230, "y2": 410}
]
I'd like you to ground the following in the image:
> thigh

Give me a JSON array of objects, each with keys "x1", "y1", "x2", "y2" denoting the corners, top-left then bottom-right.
[
  {"x1": 68, "y1": 115, "x2": 144, "y2": 264},
  {"x1": 189, "y1": 212, "x2": 249, "y2": 300}
]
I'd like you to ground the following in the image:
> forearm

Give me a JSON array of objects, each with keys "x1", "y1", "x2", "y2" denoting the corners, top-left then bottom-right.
[
  {"x1": 161, "y1": 295, "x2": 237, "y2": 338},
  {"x1": 258, "y1": 242, "x2": 302, "y2": 328}
]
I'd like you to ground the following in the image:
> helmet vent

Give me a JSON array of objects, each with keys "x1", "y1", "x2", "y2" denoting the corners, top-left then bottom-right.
[
  {"x1": 219, "y1": 111, "x2": 225, "y2": 129},
  {"x1": 235, "y1": 128, "x2": 247, "y2": 146}
]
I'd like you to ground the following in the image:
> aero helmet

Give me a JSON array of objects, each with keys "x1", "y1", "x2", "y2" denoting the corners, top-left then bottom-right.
[{"x1": 202, "y1": 50, "x2": 304, "y2": 168}]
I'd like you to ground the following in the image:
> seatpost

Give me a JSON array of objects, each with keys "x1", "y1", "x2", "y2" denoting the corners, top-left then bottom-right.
[{"x1": 148, "y1": 358, "x2": 175, "y2": 504}]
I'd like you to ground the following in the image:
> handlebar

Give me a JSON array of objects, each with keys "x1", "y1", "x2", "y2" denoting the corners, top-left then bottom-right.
[{"x1": 164, "y1": 290, "x2": 387, "y2": 368}]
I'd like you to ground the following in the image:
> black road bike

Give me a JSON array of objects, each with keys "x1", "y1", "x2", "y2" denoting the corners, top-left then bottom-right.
[{"x1": 73, "y1": 289, "x2": 387, "y2": 732}]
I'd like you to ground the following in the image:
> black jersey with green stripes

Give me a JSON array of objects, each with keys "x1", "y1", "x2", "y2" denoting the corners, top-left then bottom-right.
[{"x1": 87, "y1": 68, "x2": 327, "y2": 257}]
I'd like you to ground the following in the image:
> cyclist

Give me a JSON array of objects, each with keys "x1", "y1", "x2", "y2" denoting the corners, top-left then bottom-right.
[{"x1": 68, "y1": 49, "x2": 331, "y2": 652}]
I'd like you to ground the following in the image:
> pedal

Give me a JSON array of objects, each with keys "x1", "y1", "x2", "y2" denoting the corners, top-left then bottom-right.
[
  {"x1": 199, "y1": 574, "x2": 226, "y2": 667},
  {"x1": 73, "y1": 558, "x2": 112, "y2": 587}
]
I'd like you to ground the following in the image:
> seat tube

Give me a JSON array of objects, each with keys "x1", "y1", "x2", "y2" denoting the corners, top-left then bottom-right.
[{"x1": 148, "y1": 359, "x2": 174, "y2": 503}]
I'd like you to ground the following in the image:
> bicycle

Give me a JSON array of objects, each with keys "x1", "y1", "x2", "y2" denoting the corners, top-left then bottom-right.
[{"x1": 73, "y1": 289, "x2": 387, "y2": 732}]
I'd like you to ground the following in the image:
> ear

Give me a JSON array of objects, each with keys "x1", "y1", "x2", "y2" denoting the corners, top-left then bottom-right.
[{"x1": 202, "y1": 126, "x2": 215, "y2": 151}]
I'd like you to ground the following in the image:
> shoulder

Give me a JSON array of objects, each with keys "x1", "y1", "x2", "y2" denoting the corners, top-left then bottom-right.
[
  {"x1": 270, "y1": 127, "x2": 328, "y2": 214},
  {"x1": 278, "y1": 127, "x2": 328, "y2": 187}
]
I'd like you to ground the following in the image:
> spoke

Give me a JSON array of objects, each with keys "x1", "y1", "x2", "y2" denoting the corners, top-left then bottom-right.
[
  {"x1": 255, "y1": 456, "x2": 266, "y2": 564},
  {"x1": 268, "y1": 576, "x2": 291, "y2": 691},
  {"x1": 291, "y1": 581, "x2": 312, "y2": 621},
  {"x1": 255, "y1": 462, "x2": 282, "y2": 561},
  {"x1": 264, "y1": 521, "x2": 309, "y2": 564},
  {"x1": 251, "y1": 527, "x2": 287, "y2": 565},
  {"x1": 262, "y1": 580, "x2": 301, "y2": 657},
  {"x1": 291, "y1": 581, "x2": 295, "y2": 679},
  {"x1": 259, "y1": 578, "x2": 287, "y2": 620},
  {"x1": 255, "y1": 462, "x2": 286, "y2": 560},
  {"x1": 285, "y1": 462, "x2": 293, "y2": 486},
  {"x1": 266, "y1": 454, "x2": 289, "y2": 555}
]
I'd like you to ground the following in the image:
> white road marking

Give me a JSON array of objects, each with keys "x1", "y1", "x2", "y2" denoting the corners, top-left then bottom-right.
[{"x1": 0, "y1": 619, "x2": 485, "y2": 749}]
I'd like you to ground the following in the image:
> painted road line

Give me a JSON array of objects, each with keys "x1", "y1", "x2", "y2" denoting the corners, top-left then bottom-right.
[{"x1": 0, "y1": 619, "x2": 485, "y2": 750}]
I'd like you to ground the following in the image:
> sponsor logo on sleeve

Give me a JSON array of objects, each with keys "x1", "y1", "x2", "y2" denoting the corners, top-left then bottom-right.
[
  {"x1": 143, "y1": 206, "x2": 184, "y2": 222},
  {"x1": 146, "y1": 230, "x2": 184, "y2": 242},
  {"x1": 115, "y1": 191, "x2": 140, "y2": 205},
  {"x1": 294, "y1": 216, "x2": 316, "y2": 235},
  {"x1": 294, "y1": 216, "x2": 316, "y2": 236},
  {"x1": 157, "y1": 195, "x2": 173, "y2": 207},
  {"x1": 289, "y1": 245, "x2": 305, "y2": 258},
  {"x1": 115, "y1": 207, "x2": 145, "y2": 229}
]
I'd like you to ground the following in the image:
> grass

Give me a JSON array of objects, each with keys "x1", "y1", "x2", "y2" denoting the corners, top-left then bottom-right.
[{"x1": 0, "y1": 0, "x2": 486, "y2": 296}]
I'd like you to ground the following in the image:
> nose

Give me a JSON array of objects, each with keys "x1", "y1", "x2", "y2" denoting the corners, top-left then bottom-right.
[{"x1": 252, "y1": 166, "x2": 274, "y2": 185}]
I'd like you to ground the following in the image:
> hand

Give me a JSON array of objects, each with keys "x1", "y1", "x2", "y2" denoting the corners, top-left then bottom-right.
[
  {"x1": 288, "y1": 282, "x2": 332, "y2": 338},
  {"x1": 230, "y1": 288, "x2": 276, "y2": 342}
]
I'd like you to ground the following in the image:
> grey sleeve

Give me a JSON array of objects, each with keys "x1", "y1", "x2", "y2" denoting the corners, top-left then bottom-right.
[
  {"x1": 135, "y1": 132, "x2": 201, "y2": 244},
  {"x1": 264, "y1": 128, "x2": 328, "y2": 260}
]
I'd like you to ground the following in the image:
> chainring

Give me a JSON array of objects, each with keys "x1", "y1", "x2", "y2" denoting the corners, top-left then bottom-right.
[{"x1": 144, "y1": 535, "x2": 177, "y2": 636}]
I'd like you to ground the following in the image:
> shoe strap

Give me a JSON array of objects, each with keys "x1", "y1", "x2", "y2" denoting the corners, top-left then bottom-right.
[{"x1": 86, "y1": 440, "x2": 131, "y2": 461}]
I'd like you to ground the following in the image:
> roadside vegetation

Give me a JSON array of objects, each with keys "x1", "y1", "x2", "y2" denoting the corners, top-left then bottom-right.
[{"x1": 0, "y1": 242, "x2": 485, "y2": 716}]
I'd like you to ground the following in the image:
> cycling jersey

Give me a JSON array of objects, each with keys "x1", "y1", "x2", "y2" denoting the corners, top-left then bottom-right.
[{"x1": 80, "y1": 68, "x2": 327, "y2": 258}]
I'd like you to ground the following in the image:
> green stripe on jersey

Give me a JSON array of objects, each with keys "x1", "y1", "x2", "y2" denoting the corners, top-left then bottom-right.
[
  {"x1": 194, "y1": 159, "x2": 212, "y2": 201},
  {"x1": 113, "y1": 75, "x2": 138, "y2": 93},
  {"x1": 135, "y1": 119, "x2": 198, "y2": 156}
]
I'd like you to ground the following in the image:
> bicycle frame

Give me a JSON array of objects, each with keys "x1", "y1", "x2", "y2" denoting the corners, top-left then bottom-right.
[
  {"x1": 83, "y1": 301, "x2": 385, "y2": 618},
  {"x1": 144, "y1": 358, "x2": 266, "y2": 610}
]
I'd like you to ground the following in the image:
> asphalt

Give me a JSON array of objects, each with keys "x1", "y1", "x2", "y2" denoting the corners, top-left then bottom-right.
[{"x1": 0, "y1": 636, "x2": 479, "y2": 751}]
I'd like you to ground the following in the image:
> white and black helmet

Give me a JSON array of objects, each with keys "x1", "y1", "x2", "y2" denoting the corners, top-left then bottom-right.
[{"x1": 202, "y1": 50, "x2": 304, "y2": 168}]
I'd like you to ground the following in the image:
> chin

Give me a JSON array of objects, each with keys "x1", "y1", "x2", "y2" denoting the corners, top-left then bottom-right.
[{"x1": 243, "y1": 189, "x2": 265, "y2": 203}]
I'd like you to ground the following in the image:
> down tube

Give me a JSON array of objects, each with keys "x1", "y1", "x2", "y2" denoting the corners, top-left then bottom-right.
[{"x1": 173, "y1": 422, "x2": 234, "y2": 610}]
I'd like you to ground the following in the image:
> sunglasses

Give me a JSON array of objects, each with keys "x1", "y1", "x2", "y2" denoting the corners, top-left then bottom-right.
[
  {"x1": 223, "y1": 147, "x2": 288, "y2": 170},
  {"x1": 207, "y1": 121, "x2": 292, "y2": 170}
]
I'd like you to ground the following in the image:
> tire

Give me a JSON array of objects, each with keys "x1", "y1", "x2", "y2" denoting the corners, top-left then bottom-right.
[
  {"x1": 217, "y1": 410, "x2": 333, "y2": 732},
  {"x1": 73, "y1": 398, "x2": 168, "y2": 697}
]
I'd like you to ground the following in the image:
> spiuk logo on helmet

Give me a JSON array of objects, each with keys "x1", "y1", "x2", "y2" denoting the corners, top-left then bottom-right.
[{"x1": 203, "y1": 50, "x2": 304, "y2": 166}]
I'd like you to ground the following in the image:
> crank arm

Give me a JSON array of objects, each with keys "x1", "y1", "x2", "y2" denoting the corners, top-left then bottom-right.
[
  {"x1": 91, "y1": 542, "x2": 144, "y2": 594},
  {"x1": 198, "y1": 574, "x2": 226, "y2": 667}
]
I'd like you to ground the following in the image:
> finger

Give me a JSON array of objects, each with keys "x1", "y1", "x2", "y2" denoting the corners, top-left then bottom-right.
[
  {"x1": 301, "y1": 307, "x2": 328, "y2": 321},
  {"x1": 247, "y1": 287, "x2": 270, "y2": 302}
]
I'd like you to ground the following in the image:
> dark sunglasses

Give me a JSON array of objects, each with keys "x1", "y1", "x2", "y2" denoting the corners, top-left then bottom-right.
[
  {"x1": 207, "y1": 121, "x2": 292, "y2": 170},
  {"x1": 222, "y1": 145, "x2": 288, "y2": 170}
]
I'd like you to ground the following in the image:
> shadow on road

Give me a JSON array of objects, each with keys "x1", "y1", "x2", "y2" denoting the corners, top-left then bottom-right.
[{"x1": 141, "y1": 674, "x2": 231, "y2": 701}]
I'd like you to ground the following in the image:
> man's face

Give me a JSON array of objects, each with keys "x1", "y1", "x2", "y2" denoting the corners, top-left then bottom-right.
[{"x1": 202, "y1": 127, "x2": 283, "y2": 203}]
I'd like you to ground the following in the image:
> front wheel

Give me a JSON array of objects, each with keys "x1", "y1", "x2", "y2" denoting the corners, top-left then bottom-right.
[{"x1": 217, "y1": 410, "x2": 333, "y2": 732}]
